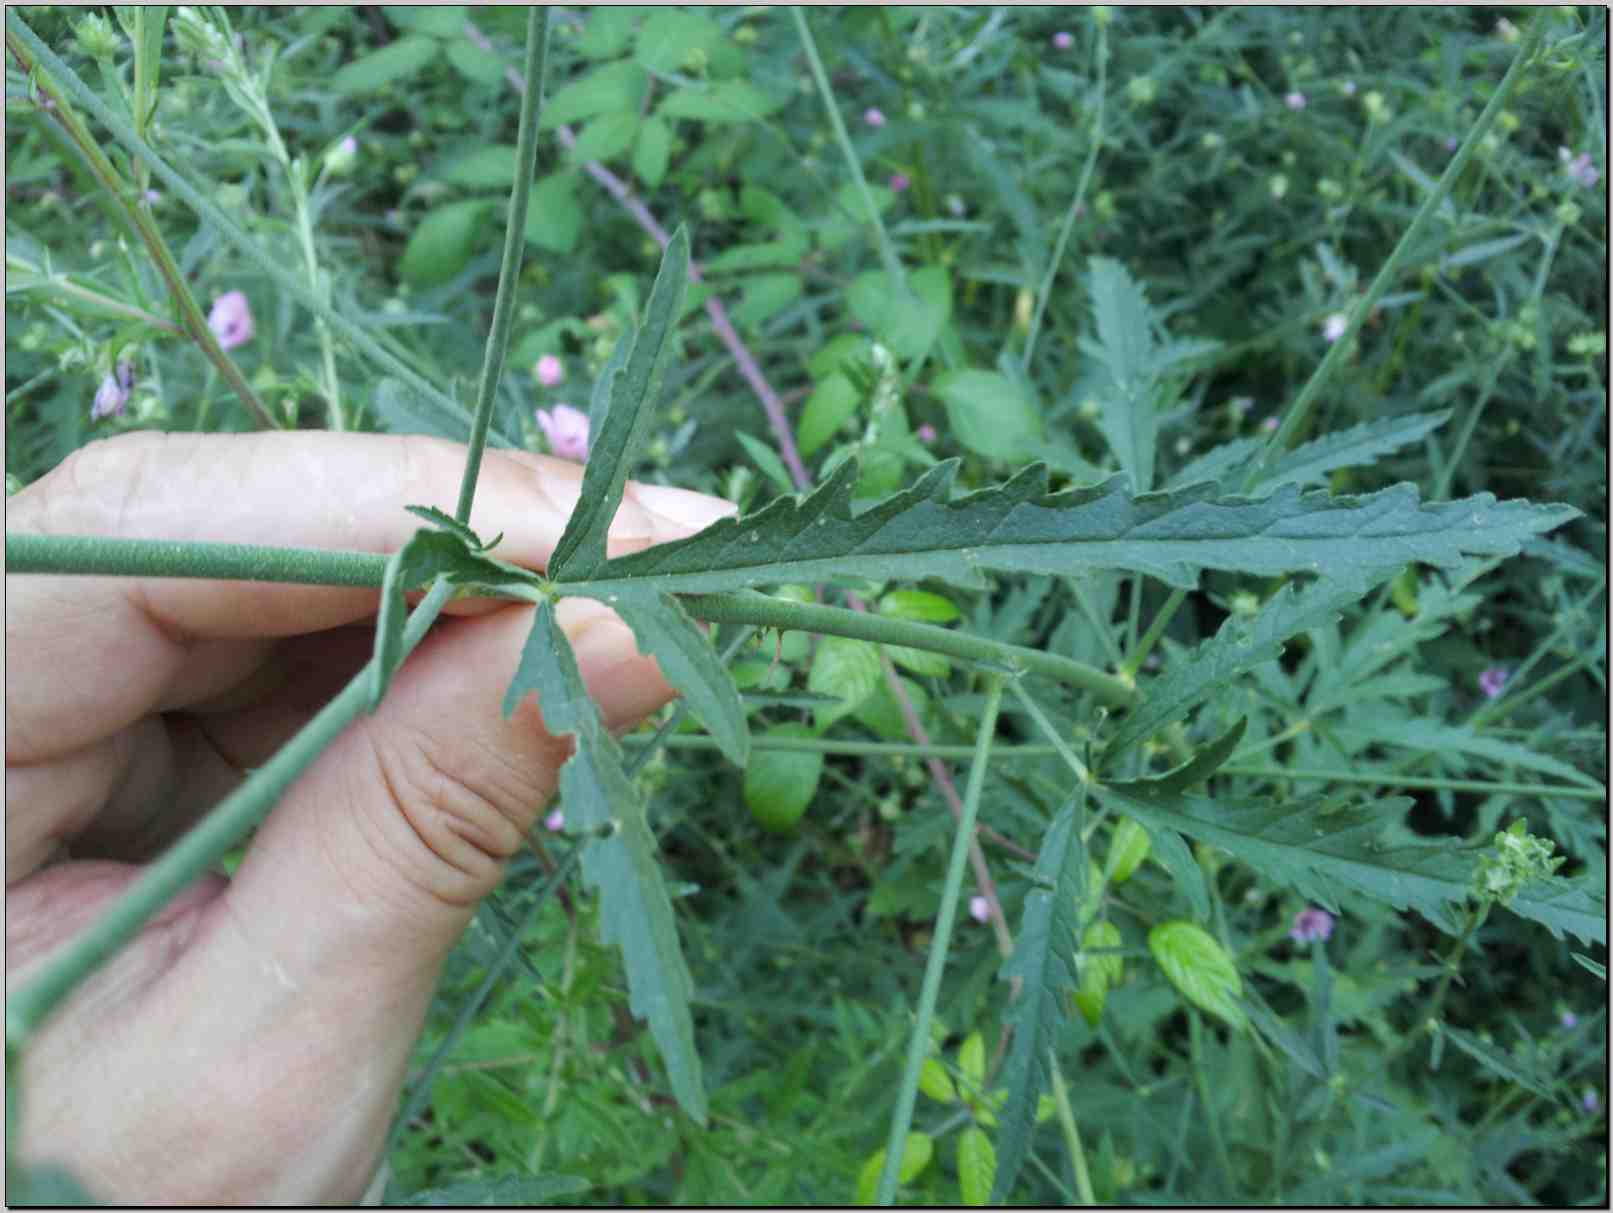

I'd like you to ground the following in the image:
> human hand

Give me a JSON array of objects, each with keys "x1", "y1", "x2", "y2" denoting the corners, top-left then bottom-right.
[{"x1": 4, "y1": 431, "x2": 735, "y2": 1203}]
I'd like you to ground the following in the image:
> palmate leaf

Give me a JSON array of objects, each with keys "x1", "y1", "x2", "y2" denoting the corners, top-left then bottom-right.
[
  {"x1": 991, "y1": 797, "x2": 1085, "y2": 1204},
  {"x1": 502, "y1": 601, "x2": 706, "y2": 1123},
  {"x1": 1095, "y1": 780, "x2": 1607, "y2": 945},
  {"x1": 558, "y1": 457, "x2": 1577, "y2": 602},
  {"x1": 548, "y1": 226, "x2": 691, "y2": 581}
]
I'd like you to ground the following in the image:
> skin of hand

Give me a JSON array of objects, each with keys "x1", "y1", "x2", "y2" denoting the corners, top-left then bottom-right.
[{"x1": 4, "y1": 431, "x2": 736, "y2": 1204}]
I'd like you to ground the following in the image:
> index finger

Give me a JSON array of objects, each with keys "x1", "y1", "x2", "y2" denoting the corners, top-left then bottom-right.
[{"x1": 4, "y1": 431, "x2": 734, "y2": 762}]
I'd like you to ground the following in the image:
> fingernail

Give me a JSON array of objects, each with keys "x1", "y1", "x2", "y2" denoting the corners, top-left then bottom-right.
[{"x1": 628, "y1": 482, "x2": 739, "y2": 541}]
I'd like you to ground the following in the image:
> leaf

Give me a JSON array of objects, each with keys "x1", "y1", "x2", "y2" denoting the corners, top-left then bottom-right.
[
  {"x1": 370, "y1": 376, "x2": 479, "y2": 444},
  {"x1": 1082, "y1": 258, "x2": 1161, "y2": 492},
  {"x1": 606, "y1": 589, "x2": 749, "y2": 766},
  {"x1": 808, "y1": 636, "x2": 883, "y2": 729},
  {"x1": 932, "y1": 369, "x2": 1043, "y2": 462},
  {"x1": 957, "y1": 1031, "x2": 987, "y2": 1092},
  {"x1": 1149, "y1": 920, "x2": 1246, "y2": 1031},
  {"x1": 855, "y1": 1133, "x2": 934, "y2": 1205},
  {"x1": 524, "y1": 172, "x2": 584, "y2": 254},
  {"x1": 797, "y1": 374, "x2": 861, "y2": 457},
  {"x1": 632, "y1": 114, "x2": 672, "y2": 187},
  {"x1": 991, "y1": 798, "x2": 1084, "y2": 1202},
  {"x1": 548, "y1": 226, "x2": 691, "y2": 580},
  {"x1": 957, "y1": 1126, "x2": 996, "y2": 1207},
  {"x1": 848, "y1": 265, "x2": 951, "y2": 363},
  {"x1": 657, "y1": 79, "x2": 784, "y2": 123},
  {"x1": 331, "y1": 34, "x2": 439, "y2": 94},
  {"x1": 540, "y1": 60, "x2": 648, "y2": 129},
  {"x1": 1122, "y1": 719, "x2": 1248, "y2": 794},
  {"x1": 733, "y1": 430, "x2": 795, "y2": 497},
  {"x1": 1247, "y1": 410, "x2": 1453, "y2": 495},
  {"x1": 558, "y1": 461, "x2": 1578, "y2": 600},
  {"x1": 502, "y1": 602, "x2": 706, "y2": 1121},
  {"x1": 444, "y1": 37, "x2": 506, "y2": 86},
  {"x1": 570, "y1": 109, "x2": 639, "y2": 163},
  {"x1": 435, "y1": 143, "x2": 518, "y2": 188},
  {"x1": 634, "y1": 8, "x2": 721, "y2": 74},
  {"x1": 1329, "y1": 712, "x2": 1605, "y2": 792},
  {"x1": 1106, "y1": 818, "x2": 1151, "y2": 883},
  {"x1": 370, "y1": 529, "x2": 540, "y2": 710},
  {"x1": 1145, "y1": 824, "x2": 1210, "y2": 919},
  {"x1": 919, "y1": 1058, "x2": 957, "y2": 1104},
  {"x1": 1436, "y1": 1024, "x2": 1556, "y2": 1099},
  {"x1": 399, "y1": 199, "x2": 490, "y2": 288},
  {"x1": 879, "y1": 590, "x2": 961, "y2": 624},
  {"x1": 400, "y1": 1174, "x2": 591, "y2": 1206},
  {"x1": 403, "y1": 504, "x2": 499, "y2": 552},
  {"x1": 743, "y1": 722, "x2": 823, "y2": 832}
]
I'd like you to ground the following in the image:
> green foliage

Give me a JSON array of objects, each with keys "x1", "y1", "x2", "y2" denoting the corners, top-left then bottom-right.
[{"x1": 6, "y1": 5, "x2": 1607, "y2": 1207}]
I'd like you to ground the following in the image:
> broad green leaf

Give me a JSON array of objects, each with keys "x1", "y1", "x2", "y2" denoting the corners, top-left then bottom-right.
[
  {"x1": 559, "y1": 461, "x2": 1578, "y2": 599},
  {"x1": 435, "y1": 143, "x2": 517, "y2": 189},
  {"x1": 1106, "y1": 818, "x2": 1151, "y2": 883},
  {"x1": 957, "y1": 1031, "x2": 986, "y2": 1091},
  {"x1": 932, "y1": 369, "x2": 1042, "y2": 462},
  {"x1": 632, "y1": 114, "x2": 672, "y2": 187},
  {"x1": 502, "y1": 602, "x2": 706, "y2": 1122},
  {"x1": 919, "y1": 1058, "x2": 957, "y2": 1104},
  {"x1": 743, "y1": 722, "x2": 822, "y2": 832},
  {"x1": 548, "y1": 226, "x2": 691, "y2": 580},
  {"x1": 797, "y1": 374, "x2": 861, "y2": 457},
  {"x1": 848, "y1": 265, "x2": 951, "y2": 363},
  {"x1": 574, "y1": 5, "x2": 636, "y2": 58},
  {"x1": 957, "y1": 1126, "x2": 996, "y2": 1207},
  {"x1": 992, "y1": 798, "x2": 1084, "y2": 1203},
  {"x1": 1145, "y1": 824, "x2": 1210, "y2": 920},
  {"x1": 1084, "y1": 919, "x2": 1125, "y2": 986},
  {"x1": 570, "y1": 109, "x2": 639, "y2": 163},
  {"x1": 524, "y1": 171, "x2": 583, "y2": 254},
  {"x1": 1125, "y1": 719, "x2": 1247, "y2": 794},
  {"x1": 886, "y1": 643, "x2": 950, "y2": 679},
  {"x1": 733, "y1": 431, "x2": 795, "y2": 497},
  {"x1": 540, "y1": 60, "x2": 648, "y2": 129},
  {"x1": 1149, "y1": 921, "x2": 1246, "y2": 1031},
  {"x1": 635, "y1": 8, "x2": 721, "y2": 74},
  {"x1": 331, "y1": 34, "x2": 439, "y2": 94},
  {"x1": 879, "y1": 590, "x2": 961, "y2": 624},
  {"x1": 370, "y1": 529, "x2": 539, "y2": 710},
  {"x1": 818, "y1": 182, "x2": 896, "y2": 251},
  {"x1": 732, "y1": 272, "x2": 802, "y2": 330},
  {"x1": 383, "y1": 5, "x2": 466, "y2": 36},
  {"x1": 851, "y1": 674, "x2": 930, "y2": 741},
  {"x1": 444, "y1": 37, "x2": 506, "y2": 85},
  {"x1": 606, "y1": 589, "x2": 749, "y2": 766},
  {"x1": 808, "y1": 635, "x2": 883, "y2": 728},
  {"x1": 658, "y1": 79, "x2": 784, "y2": 123},
  {"x1": 855, "y1": 1133, "x2": 934, "y2": 1205},
  {"x1": 399, "y1": 199, "x2": 489, "y2": 287}
]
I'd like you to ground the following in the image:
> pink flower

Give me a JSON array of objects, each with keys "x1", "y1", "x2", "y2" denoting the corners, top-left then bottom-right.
[
  {"x1": 889, "y1": 172, "x2": 911, "y2": 193},
  {"x1": 1261, "y1": 416, "x2": 1279, "y2": 432},
  {"x1": 536, "y1": 404, "x2": 590, "y2": 461},
  {"x1": 1289, "y1": 907, "x2": 1335, "y2": 943},
  {"x1": 1478, "y1": 667, "x2": 1508, "y2": 699},
  {"x1": 90, "y1": 360, "x2": 134, "y2": 420},
  {"x1": 1444, "y1": 136, "x2": 1459, "y2": 153},
  {"x1": 1584, "y1": 1089, "x2": 1600, "y2": 1114},
  {"x1": 1323, "y1": 313, "x2": 1348, "y2": 342},
  {"x1": 535, "y1": 354, "x2": 565, "y2": 387},
  {"x1": 968, "y1": 895, "x2": 990, "y2": 924},
  {"x1": 1566, "y1": 151, "x2": 1600, "y2": 189},
  {"x1": 1561, "y1": 1010, "x2": 1579, "y2": 1029},
  {"x1": 207, "y1": 290, "x2": 254, "y2": 350},
  {"x1": 1051, "y1": 31, "x2": 1074, "y2": 50},
  {"x1": 1284, "y1": 91, "x2": 1307, "y2": 111},
  {"x1": 916, "y1": 423, "x2": 937, "y2": 444},
  {"x1": 544, "y1": 809, "x2": 565, "y2": 832},
  {"x1": 863, "y1": 107, "x2": 885, "y2": 128}
]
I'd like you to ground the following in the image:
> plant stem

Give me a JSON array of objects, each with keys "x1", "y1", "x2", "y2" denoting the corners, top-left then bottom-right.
[
  {"x1": 5, "y1": 24, "x2": 277, "y2": 430},
  {"x1": 875, "y1": 675, "x2": 1005, "y2": 1206},
  {"x1": 1023, "y1": 18, "x2": 1107, "y2": 373},
  {"x1": 457, "y1": 7, "x2": 549, "y2": 524},
  {"x1": 625, "y1": 732, "x2": 1052, "y2": 761},
  {"x1": 1008, "y1": 679, "x2": 1093, "y2": 784},
  {"x1": 1221, "y1": 765, "x2": 1603, "y2": 800},
  {"x1": 1047, "y1": 1046, "x2": 1097, "y2": 1206},
  {"x1": 5, "y1": 580, "x2": 456, "y2": 1047},
  {"x1": 3, "y1": 11, "x2": 469, "y2": 436},
  {"x1": 791, "y1": 6, "x2": 908, "y2": 294}
]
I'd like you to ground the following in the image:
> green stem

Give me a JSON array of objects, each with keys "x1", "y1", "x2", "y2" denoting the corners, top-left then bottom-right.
[
  {"x1": 791, "y1": 6, "x2": 907, "y2": 294},
  {"x1": 1047, "y1": 1046, "x2": 1097, "y2": 1206},
  {"x1": 1023, "y1": 18, "x2": 1107, "y2": 372},
  {"x1": 1008, "y1": 679, "x2": 1092, "y2": 783},
  {"x1": 5, "y1": 25, "x2": 277, "y2": 430},
  {"x1": 875, "y1": 675, "x2": 1005, "y2": 1206},
  {"x1": 1189, "y1": 1010, "x2": 1236, "y2": 1192},
  {"x1": 3, "y1": 11, "x2": 472, "y2": 438},
  {"x1": 1220, "y1": 765, "x2": 1603, "y2": 800},
  {"x1": 457, "y1": 7, "x2": 549, "y2": 524},
  {"x1": 625, "y1": 734, "x2": 1057, "y2": 762},
  {"x1": 679, "y1": 592, "x2": 1136, "y2": 706},
  {"x1": 5, "y1": 580, "x2": 456, "y2": 1047}
]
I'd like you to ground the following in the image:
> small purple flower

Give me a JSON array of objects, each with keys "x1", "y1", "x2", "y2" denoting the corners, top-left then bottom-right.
[
  {"x1": 889, "y1": 172, "x2": 911, "y2": 193},
  {"x1": 1290, "y1": 907, "x2": 1335, "y2": 943},
  {"x1": 1584, "y1": 1089, "x2": 1600, "y2": 1114},
  {"x1": 1444, "y1": 136, "x2": 1459, "y2": 154},
  {"x1": 1478, "y1": 667, "x2": 1508, "y2": 700},
  {"x1": 207, "y1": 290, "x2": 255, "y2": 350},
  {"x1": 1261, "y1": 416, "x2": 1279, "y2": 433},
  {"x1": 1284, "y1": 91, "x2": 1307, "y2": 111},
  {"x1": 916, "y1": 423, "x2": 938, "y2": 444},
  {"x1": 536, "y1": 403, "x2": 590, "y2": 461},
  {"x1": 1567, "y1": 151, "x2": 1600, "y2": 189},
  {"x1": 968, "y1": 895, "x2": 990, "y2": 924},
  {"x1": 90, "y1": 360, "x2": 134, "y2": 420},
  {"x1": 1323, "y1": 313, "x2": 1348, "y2": 343},
  {"x1": 544, "y1": 809, "x2": 565, "y2": 832},
  {"x1": 1341, "y1": 80, "x2": 1357, "y2": 97},
  {"x1": 535, "y1": 354, "x2": 565, "y2": 387},
  {"x1": 863, "y1": 107, "x2": 886, "y2": 129},
  {"x1": 1561, "y1": 1009, "x2": 1579, "y2": 1029},
  {"x1": 1051, "y1": 31, "x2": 1074, "y2": 51}
]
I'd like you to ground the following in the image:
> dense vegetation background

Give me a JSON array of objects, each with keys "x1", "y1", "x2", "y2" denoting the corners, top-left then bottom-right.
[{"x1": 5, "y1": 6, "x2": 1606, "y2": 1205}]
